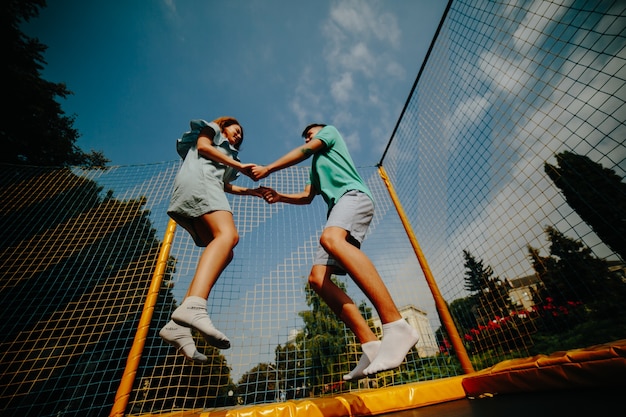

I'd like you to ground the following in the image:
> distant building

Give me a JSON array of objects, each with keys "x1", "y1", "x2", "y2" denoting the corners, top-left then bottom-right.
[
  {"x1": 506, "y1": 260, "x2": 625, "y2": 312},
  {"x1": 506, "y1": 274, "x2": 541, "y2": 311},
  {"x1": 608, "y1": 260, "x2": 626, "y2": 283}
]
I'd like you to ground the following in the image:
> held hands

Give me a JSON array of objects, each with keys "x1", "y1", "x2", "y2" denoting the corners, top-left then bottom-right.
[
  {"x1": 242, "y1": 186, "x2": 279, "y2": 203},
  {"x1": 245, "y1": 186, "x2": 265, "y2": 198},
  {"x1": 239, "y1": 163, "x2": 257, "y2": 180},
  {"x1": 236, "y1": 163, "x2": 277, "y2": 202},
  {"x1": 238, "y1": 163, "x2": 269, "y2": 182},
  {"x1": 250, "y1": 165, "x2": 270, "y2": 181},
  {"x1": 258, "y1": 186, "x2": 280, "y2": 204}
]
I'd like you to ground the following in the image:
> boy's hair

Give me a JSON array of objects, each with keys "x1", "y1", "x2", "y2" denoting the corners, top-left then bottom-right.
[{"x1": 301, "y1": 123, "x2": 327, "y2": 138}]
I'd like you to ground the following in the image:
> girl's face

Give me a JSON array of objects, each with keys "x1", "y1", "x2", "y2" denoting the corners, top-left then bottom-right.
[{"x1": 223, "y1": 124, "x2": 243, "y2": 147}]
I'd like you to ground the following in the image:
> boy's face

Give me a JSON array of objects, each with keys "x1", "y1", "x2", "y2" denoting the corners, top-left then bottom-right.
[{"x1": 304, "y1": 126, "x2": 322, "y2": 143}]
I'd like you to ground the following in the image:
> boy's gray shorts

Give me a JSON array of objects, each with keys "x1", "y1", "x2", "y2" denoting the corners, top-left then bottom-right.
[{"x1": 313, "y1": 190, "x2": 374, "y2": 273}]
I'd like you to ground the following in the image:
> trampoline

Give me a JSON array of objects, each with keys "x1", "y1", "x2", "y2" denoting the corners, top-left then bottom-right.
[
  {"x1": 169, "y1": 339, "x2": 625, "y2": 417},
  {"x1": 381, "y1": 386, "x2": 623, "y2": 417}
]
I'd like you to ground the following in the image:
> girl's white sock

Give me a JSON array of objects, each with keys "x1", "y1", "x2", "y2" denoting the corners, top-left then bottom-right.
[
  {"x1": 159, "y1": 320, "x2": 208, "y2": 363},
  {"x1": 171, "y1": 296, "x2": 231, "y2": 349}
]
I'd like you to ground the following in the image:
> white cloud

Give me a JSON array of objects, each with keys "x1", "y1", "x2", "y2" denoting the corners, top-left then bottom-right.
[
  {"x1": 290, "y1": 66, "x2": 324, "y2": 128},
  {"x1": 329, "y1": 0, "x2": 401, "y2": 46},
  {"x1": 331, "y1": 72, "x2": 354, "y2": 102},
  {"x1": 479, "y1": 51, "x2": 532, "y2": 96},
  {"x1": 163, "y1": 0, "x2": 176, "y2": 14},
  {"x1": 428, "y1": 0, "x2": 624, "y2": 290},
  {"x1": 324, "y1": 1, "x2": 401, "y2": 78},
  {"x1": 287, "y1": 0, "x2": 412, "y2": 163},
  {"x1": 340, "y1": 42, "x2": 377, "y2": 77},
  {"x1": 513, "y1": 0, "x2": 568, "y2": 56},
  {"x1": 282, "y1": 0, "x2": 432, "y2": 163}
]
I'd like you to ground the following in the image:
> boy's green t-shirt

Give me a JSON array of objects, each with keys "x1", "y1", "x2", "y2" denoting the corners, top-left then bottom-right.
[{"x1": 309, "y1": 125, "x2": 373, "y2": 210}]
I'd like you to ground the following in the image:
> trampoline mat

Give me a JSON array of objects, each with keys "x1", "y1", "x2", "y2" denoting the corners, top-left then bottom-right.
[{"x1": 380, "y1": 386, "x2": 622, "y2": 417}]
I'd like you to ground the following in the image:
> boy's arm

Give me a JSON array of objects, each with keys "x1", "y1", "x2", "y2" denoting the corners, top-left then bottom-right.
[
  {"x1": 252, "y1": 138, "x2": 325, "y2": 180},
  {"x1": 260, "y1": 184, "x2": 316, "y2": 205}
]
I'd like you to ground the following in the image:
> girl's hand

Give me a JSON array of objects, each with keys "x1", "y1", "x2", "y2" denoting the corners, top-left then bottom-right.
[
  {"x1": 239, "y1": 163, "x2": 257, "y2": 179},
  {"x1": 246, "y1": 187, "x2": 265, "y2": 198}
]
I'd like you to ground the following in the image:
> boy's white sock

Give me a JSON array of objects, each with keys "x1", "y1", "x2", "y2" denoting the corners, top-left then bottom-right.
[
  {"x1": 171, "y1": 296, "x2": 231, "y2": 349},
  {"x1": 343, "y1": 340, "x2": 381, "y2": 381},
  {"x1": 363, "y1": 319, "x2": 418, "y2": 375},
  {"x1": 159, "y1": 320, "x2": 208, "y2": 363}
]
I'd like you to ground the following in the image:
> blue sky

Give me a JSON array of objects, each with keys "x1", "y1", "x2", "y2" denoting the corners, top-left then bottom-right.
[{"x1": 25, "y1": 0, "x2": 448, "y2": 168}]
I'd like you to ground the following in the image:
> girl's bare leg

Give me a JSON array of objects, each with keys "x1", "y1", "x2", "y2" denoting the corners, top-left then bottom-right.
[{"x1": 171, "y1": 211, "x2": 238, "y2": 349}]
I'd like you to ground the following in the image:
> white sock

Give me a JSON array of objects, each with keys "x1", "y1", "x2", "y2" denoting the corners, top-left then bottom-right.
[
  {"x1": 171, "y1": 296, "x2": 231, "y2": 349},
  {"x1": 159, "y1": 320, "x2": 208, "y2": 363},
  {"x1": 343, "y1": 340, "x2": 381, "y2": 381},
  {"x1": 363, "y1": 319, "x2": 419, "y2": 375}
]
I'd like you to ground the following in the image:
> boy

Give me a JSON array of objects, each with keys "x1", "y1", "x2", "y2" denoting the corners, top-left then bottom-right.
[{"x1": 251, "y1": 124, "x2": 418, "y2": 379}]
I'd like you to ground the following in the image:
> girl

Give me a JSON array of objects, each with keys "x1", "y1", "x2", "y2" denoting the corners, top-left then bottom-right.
[{"x1": 160, "y1": 116, "x2": 261, "y2": 362}]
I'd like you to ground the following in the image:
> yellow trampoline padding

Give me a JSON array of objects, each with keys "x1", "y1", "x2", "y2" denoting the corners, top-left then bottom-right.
[
  {"x1": 462, "y1": 339, "x2": 626, "y2": 397},
  {"x1": 134, "y1": 339, "x2": 626, "y2": 417},
  {"x1": 152, "y1": 375, "x2": 467, "y2": 417}
]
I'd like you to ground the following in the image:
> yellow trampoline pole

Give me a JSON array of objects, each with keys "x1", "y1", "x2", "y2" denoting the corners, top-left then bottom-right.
[
  {"x1": 378, "y1": 165, "x2": 474, "y2": 374},
  {"x1": 109, "y1": 218, "x2": 178, "y2": 417}
]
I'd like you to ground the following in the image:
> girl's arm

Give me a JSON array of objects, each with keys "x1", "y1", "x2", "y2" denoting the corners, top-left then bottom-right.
[
  {"x1": 224, "y1": 183, "x2": 264, "y2": 198},
  {"x1": 196, "y1": 130, "x2": 253, "y2": 173}
]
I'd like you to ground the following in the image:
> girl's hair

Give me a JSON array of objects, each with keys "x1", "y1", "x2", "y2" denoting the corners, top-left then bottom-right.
[{"x1": 213, "y1": 116, "x2": 244, "y2": 149}]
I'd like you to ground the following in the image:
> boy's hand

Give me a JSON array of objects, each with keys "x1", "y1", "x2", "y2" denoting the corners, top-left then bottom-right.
[
  {"x1": 251, "y1": 165, "x2": 270, "y2": 181},
  {"x1": 259, "y1": 186, "x2": 280, "y2": 204}
]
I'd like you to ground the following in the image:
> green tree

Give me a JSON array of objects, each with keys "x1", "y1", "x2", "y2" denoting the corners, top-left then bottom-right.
[
  {"x1": 275, "y1": 340, "x2": 308, "y2": 400},
  {"x1": 236, "y1": 363, "x2": 279, "y2": 405},
  {"x1": 1, "y1": 0, "x2": 109, "y2": 167},
  {"x1": 462, "y1": 250, "x2": 513, "y2": 322},
  {"x1": 449, "y1": 296, "x2": 478, "y2": 341},
  {"x1": 237, "y1": 279, "x2": 374, "y2": 401},
  {"x1": 460, "y1": 251, "x2": 519, "y2": 354},
  {"x1": 528, "y1": 226, "x2": 626, "y2": 319},
  {"x1": 545, "y1": 151, "x2": 626, "y2": 261}
]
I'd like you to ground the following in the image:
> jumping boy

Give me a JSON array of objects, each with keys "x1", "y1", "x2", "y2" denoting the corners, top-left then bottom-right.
[{"x1": 251, "y1": 124, "x2": 419, "y2": 379}]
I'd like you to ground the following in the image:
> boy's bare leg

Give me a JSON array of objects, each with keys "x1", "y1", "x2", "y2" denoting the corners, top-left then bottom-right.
[
  {"x1": 308, "y1": 264, "x2": 379, "y2": 380},
  {"x1": 321, "y1": 227, "x2": 419, "y2": 374}
]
